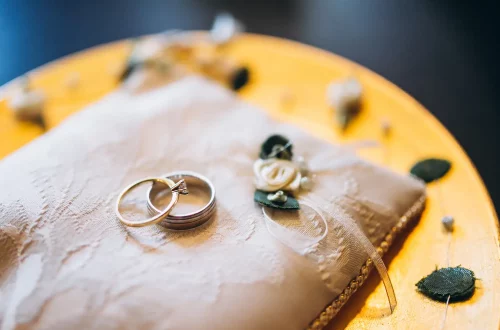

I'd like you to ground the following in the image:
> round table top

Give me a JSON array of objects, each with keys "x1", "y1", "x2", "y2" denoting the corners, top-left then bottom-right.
[{"x1": 0, "y1": 33, "x2": 498, "y2": 329}]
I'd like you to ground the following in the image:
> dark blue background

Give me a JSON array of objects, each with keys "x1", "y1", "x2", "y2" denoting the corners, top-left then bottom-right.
[{"x1": 1, "y1": 0, "x2": 498, "y2": 209}]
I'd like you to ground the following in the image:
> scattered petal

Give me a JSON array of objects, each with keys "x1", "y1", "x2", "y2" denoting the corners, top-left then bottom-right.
[
  {"x1": 441, "y1": 215, "x2": 454, "y2": 231},
  {"x1": 327, "y1": 77, "x2": 363, "y2": 130},
  {"x1": 416, "y1": 266, "x2": 475, "y2": 302},
  {"x1": 130, "y1": 37, "x2": 164, "y2": 62},
  {"x1": 381, "y1": 118, "x2": 391, "y2": 136},
  {"x1": 9, "y1": 87, "x2": 46, "y2": 124},
  {"x1": 211, "y1": 12, "x2": 244, "y2": 45},
  {"x1": 254, "y1": 190, "x2": 299, "y2": 210},
  {"x1": 327, "y1": 77, "x2": 362, "y2": 108},
  {"x1": 119, "y1": 37, "x2": 165, "y2": 82},
  {"x1": 410, "y1": 158, "x2": 451, "y2": 183}
]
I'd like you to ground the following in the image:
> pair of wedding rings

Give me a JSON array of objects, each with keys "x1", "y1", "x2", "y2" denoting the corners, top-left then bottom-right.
[{"x1": 115, "y1": 171, "x2": 216, "y2": 230}]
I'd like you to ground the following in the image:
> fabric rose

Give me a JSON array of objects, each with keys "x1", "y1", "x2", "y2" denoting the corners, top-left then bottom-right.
[{"x1": 253, "y1": 158, "x2": 301, "y2": 194}]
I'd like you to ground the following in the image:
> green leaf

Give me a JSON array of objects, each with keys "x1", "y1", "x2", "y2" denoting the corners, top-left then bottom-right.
[
  {"x1": 32, "y1": 114, "x2": 46, "y2": 131},
  {"x1": 336, "y1": 111, "x2": 352, "y2": 131},
  {"x1": 416, "y1": 266, "x2": 476, "y2": 302},
  {"x1": 410, "y1": 158, "x2": 451, "y2": 183},
  {"x1": 231, "y1": 67, "x2": 250, "y2": 91},
  {"x1": 119, "y1": 60, "x2": 141, "y2": 82},
  {"x1": 259, "y1": 134, "x2": 293, "y2": 160},
  {"x1": 254, "y1": 190, "x2": 300, "y2": 210},
  {"x1": 336, "y1": 102, "x2": 361, "y2": 132}
]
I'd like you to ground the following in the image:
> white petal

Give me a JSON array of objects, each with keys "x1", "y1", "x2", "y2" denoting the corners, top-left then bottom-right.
[
  {"x1": 211, "y1": 13, "x2": 244, "y2": 45},
  {"x1": 326, "y1": 77, "x2": 362, "y2": 109},
  {"x1": 9, "y1": 90, "x2": 45, "y2": 119},
  {"x1": 284, "y1": 172, "x2": 302, "y2": 195}
]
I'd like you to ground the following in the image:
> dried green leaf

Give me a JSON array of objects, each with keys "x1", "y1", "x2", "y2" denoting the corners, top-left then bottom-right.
[
  {"x1": 259, "y1": 134, "x2": 293, "y2": 160},
  {"x1": 336, "y1": 111, "x2": 352, "y2": 131},
  {"x1": 335, "y1": 101, "x2": 361, "y2": 132},
  {"x1": 119, "y1": 60, "x2": 141, "y2": 82},
  {"x1": 254, "y1": 190, "x2": 300, "y2": 210},
  {"x1": 410, "y1": 158, "x2": 451, "y2": 183},
  {"x1": 231, "y1": 66, "x2": 249, "y2": 91},
  {"x1": 32, "y1": 114, "x2": 46, "y2": 131},
  {"x1": 416, "y1": 266, "x2": 476, "y2": 302}
]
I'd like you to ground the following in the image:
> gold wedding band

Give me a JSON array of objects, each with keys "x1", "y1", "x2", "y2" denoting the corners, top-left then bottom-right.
[{"x1": 115, "y1": 177, "x2": 188, "y2": 227}]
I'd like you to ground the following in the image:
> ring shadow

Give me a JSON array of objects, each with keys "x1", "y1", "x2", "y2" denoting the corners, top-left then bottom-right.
[{"x1": 120, "y1": 193, "x2": 222, "y2": 251}]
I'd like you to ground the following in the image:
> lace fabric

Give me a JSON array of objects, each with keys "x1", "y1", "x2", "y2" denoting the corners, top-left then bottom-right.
[{"x1": 0, "y1": 77, "x2": 425, "y2": 330}]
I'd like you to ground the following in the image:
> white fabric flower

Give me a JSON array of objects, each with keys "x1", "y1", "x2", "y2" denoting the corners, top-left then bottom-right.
[
  {"x1": 326, "y1": 77, "x2": 362, "y2": 111},
  {"x1": 254, "y1": 158, "x2": 301, "y2": 194},
  {"x1": 9, "y1": 89, "x2": 45, "y2": 120},
  {"x1": 210, "y1": 12, "x2": 244, "y2": 45}
]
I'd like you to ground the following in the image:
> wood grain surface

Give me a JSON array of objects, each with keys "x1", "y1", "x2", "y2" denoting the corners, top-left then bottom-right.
[{"x1": 0, "y1": 34, "x2": 498, "y2": 330}]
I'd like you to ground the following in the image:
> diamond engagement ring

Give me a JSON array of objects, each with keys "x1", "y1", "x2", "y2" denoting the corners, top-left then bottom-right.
[{"x1": 147, "y1": 171, "x2": 216, "y2": 230}]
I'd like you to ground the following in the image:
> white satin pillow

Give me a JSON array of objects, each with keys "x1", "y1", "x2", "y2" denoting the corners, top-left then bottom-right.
[{"x1": 0, "y1": 77, "x2": 425, "y2": 330}]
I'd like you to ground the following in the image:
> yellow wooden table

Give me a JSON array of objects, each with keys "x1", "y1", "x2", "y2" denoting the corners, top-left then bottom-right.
[{"x1": 0, "y1": 34, "x2": 498, "y2": 329}]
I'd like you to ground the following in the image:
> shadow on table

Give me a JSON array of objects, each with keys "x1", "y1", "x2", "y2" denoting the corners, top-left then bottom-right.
[{"x1": 326, "y1": 214, "x2": 421, "y2": 329}]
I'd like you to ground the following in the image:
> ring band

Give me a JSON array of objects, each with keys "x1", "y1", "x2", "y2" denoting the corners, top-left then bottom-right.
[
  {"x1": 147, "y1": 171, "x2": 216, "y2": 230},
  {"x1": 116, "y1": 177, "x2": 188, "y2": 227}
]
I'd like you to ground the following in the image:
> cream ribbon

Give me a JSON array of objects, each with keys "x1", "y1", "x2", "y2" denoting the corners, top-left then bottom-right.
[
  {"x1": 263, "y1": 199, "x2": 328, "y2": 255},
  {"x1": 262, "y1": 198, "x2": 397, "y2": 313}
]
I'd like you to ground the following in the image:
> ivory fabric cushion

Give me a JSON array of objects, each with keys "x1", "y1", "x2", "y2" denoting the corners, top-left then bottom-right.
[{"x1": 0, "y1": 77, "x2": 425, "y2": 330}]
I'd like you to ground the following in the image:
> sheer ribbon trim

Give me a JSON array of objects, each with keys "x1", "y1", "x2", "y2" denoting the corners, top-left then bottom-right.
[{"x1": 262, "y1": 198, "x2": 399, "y2": 313}]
